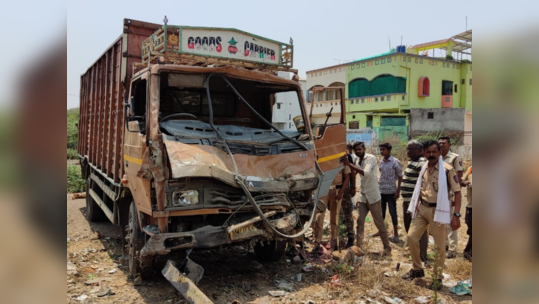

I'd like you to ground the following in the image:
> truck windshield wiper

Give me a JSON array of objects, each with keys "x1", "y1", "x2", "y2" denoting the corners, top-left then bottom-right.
[{"x1": 205, "y1": 73, "x2": 309, "y2": 152}]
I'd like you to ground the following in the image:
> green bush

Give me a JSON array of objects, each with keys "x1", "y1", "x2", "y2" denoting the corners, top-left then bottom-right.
[
  {"x1": 412, "y1": 132, "x2": 459, "y2": 147},
  {"x1": 67, "y1": 148, "x2": 79, "y2": 160},
  {"x1": 446, "y1": 55, "x2": 454, "y2": 60},
  {"x1": 67, "y1": 108, "x2": 79, "y2": 150},
  {"x1": 67, "y1": 164, "x2": 86, "y2": 193}
]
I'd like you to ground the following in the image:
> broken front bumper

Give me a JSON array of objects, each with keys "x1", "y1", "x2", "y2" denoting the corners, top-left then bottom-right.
[{"x1": 140, "y1": 211, "x2": 298, "y2": 257}]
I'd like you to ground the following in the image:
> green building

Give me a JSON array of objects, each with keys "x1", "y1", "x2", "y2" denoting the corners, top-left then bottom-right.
[{"x1": 345, "y1": 30, "x2": 472, "y2": 145}]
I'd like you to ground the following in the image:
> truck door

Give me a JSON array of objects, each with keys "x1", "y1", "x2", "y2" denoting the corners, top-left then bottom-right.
[{"x1": 309, "y1": 87, "x2": 347, "y2": 174}]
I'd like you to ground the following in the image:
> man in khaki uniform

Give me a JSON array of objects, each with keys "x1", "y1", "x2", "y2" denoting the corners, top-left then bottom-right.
[
  {"x1": 402, "y1": 140, "x2": 462, "y2": 290},
  {"x1": 312, "y1": 158, "x2": 352, "y2": 249},
  {"x1": 439, "y1": 137, "x2": 464, "y2": 259},
  {"x1": 461, "y1": 166, "x2": 472, "y2": 261}
]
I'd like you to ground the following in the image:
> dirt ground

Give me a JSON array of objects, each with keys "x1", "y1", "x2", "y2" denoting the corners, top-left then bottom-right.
[{"x1": 67, "y1": 186, "x2": 472, "y2": 304}]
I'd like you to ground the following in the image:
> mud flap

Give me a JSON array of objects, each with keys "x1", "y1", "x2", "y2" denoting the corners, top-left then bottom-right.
[{"x1": 162, "y1": 259, "x2": 214, "y2": 304}]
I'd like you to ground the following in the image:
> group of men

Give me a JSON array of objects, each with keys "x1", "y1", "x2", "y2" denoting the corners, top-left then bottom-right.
[{"x1": 311, "y1": 137, "x2": 473, "y2": 290}]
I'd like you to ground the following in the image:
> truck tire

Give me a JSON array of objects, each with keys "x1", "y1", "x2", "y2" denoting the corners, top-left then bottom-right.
[
  {"x1": 254, "y1": 240, "x2": 287, "y2": 262},
  {"x1": 125, "y1": 202, "x2": 154, "y2": 279},
  {"x1": 86, "y1": 178, "x2": 104, "y2": 222}
]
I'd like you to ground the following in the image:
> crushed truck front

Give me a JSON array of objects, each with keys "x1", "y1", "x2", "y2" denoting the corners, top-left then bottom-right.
[{"x1": 123, "y1": 65, "x2": 342, "y2": 263}]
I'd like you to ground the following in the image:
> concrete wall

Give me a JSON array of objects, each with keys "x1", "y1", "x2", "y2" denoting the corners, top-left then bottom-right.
[
  {"x1": 306, "y1": 64, "x2": 347, "y2": 91},
  {"x1": 410, "y1": 108, "x2": 465, "y2": 139}
]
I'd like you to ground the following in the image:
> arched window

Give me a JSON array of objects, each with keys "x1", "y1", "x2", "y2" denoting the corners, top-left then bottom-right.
[
  {"x1": 349, "y1": 78, "x2": 370, "y2": 98},
  {"x1": 418, "y1": 77, "x2": 430, "y2": 97}
]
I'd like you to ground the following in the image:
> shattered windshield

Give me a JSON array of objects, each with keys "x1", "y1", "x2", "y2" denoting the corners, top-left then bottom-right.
[{"x1": 158, "y1": 72, "x2": 305, "y2": 143}]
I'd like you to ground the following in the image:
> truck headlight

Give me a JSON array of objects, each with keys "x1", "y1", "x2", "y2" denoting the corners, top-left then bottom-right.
[{"x1": 172, "y1": 190, "x2": 199, "y2": 207}]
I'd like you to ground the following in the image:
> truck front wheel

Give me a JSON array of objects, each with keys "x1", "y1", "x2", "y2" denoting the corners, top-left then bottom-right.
[
  {"x1": 254, "y1": 240, "x2": 287, "y2": 262},
  {"x1": 86, "y1": 178, "x2": 104, "y2": 222},
  {"x1": 125, "y1": 202, "x2": 153, "y2": 279}
]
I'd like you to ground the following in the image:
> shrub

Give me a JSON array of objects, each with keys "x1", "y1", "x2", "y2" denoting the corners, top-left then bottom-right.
[
  {"x1": 446, "y1": 55, "x2": 454, "y2": 60},
  {"x1": 67, "y1": 148, "x2": 79, "y2": 160},
  {"x1": 67, "y1": 164, "x2": 86, "y2": 193},
  {"x1": 412, "y1": 131, "x2": 459, "y2": 147},
  {"x1": 67, "y1": 108, "x2": 79, "y2": 150}
]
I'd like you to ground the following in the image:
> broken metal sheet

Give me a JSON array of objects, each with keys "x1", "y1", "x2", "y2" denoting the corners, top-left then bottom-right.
[
  {"x1": 162, "y1": 260, "x2": 214, "y2": 304},
  {"x1": 271, "y1": 212, "x2": 298, "y2": 231},
  {"x1": 162, "y1": 136, "x2": 318, "y2": 192}
]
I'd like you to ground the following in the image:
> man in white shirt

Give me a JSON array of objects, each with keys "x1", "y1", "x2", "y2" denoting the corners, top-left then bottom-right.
[{"x1": 343, "y1": 142, "x2": 391, "y2": 255}]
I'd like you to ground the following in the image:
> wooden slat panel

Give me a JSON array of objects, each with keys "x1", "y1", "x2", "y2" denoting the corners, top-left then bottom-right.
[
  {"x1": 97, "y1": 59, "x2": 104, "y2": 169},
  {"x1": 106, "y1": 50, "x2": 115, "y2": 178},
  {"x1": 112, "y1": 43, "x2": 122, "y2": 182},
  {"x1": 101, "y1": 53, "x2": 109, "y2": 173},
  {"x1": 89, "y1": 66, "x2": 97, "y2": 164}
]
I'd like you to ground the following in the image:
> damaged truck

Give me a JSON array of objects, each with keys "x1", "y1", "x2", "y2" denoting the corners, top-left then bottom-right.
[{"x1": 78, "y1": 18, "x2": 346, "y2": 296}]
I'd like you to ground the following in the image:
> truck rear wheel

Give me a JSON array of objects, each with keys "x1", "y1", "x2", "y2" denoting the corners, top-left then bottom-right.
[
  {"x1": 254, "y1": 240, "x2": 287, "y2": 262},
  {"x1": 86, "y1": 178, "x2": 104, "y2": 222},
  {"x1": 125, "y1": 202, "x2": 153, "y2": 279}
]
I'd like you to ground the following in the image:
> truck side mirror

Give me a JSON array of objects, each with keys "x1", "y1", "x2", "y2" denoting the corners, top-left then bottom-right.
[{"x1": 125, "y1": 97, "x2": 135, "y2": 117}]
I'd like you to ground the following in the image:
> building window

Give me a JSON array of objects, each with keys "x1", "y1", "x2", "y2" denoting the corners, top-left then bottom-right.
[
  {"x1": 353, "y1": 115, "x2": 356, "y2": 119},
  {"x1": 356, "y1": 64, "x2": 360, "y2": 69},
  {"x1": 289, "y1": 123, "x2": 292, "y2": 129},
  {"x1": 351, "y1": 65, "x2": 355, "y2": 70},
  {"x1": 408, "y1": 57, "x2": 411, "y2": 62},
  {"x1": 382, "y1": 59, "x2": 386, "y2": 64},
  {"x1": 418, "y1": 77, "x2": 430, "y2": 97},
  {"x1": 361, "y1": 99, "x2": 365, "y2": 104},
  {"x1": 462, "y1": 79, "x2": 465, "y2": 85},
  {"x1": 362, "y1": 63, "x2": 366, "y2": 68},
  {"x1": 402, "y1": 95, "x2": 406, "y2": 101},
  {"x1": 443, "y1": 63, "x2": 446, "y2": 67},
  {"x1": 330, "y1": 69, "x2": 333, "y2": 74},
  {"x1": 428, "y1": 112, "x2": 434, "y2": 119},
  {"x1": 277, "y1": 103, "x2": 282, "y2": 110},
  {"x1": 442, "y1": 80, "x2": 453, "y2": 95},
  {"x1": 388, "y1": 57, "x2": 392, "y2": 63},
  {"x1": 415, "y1": 58, "x2": 418, "y2": 63},
  {"x1": 453, "y1": 64, "x2": 456, "y2": 69},
  {"x1": 454, "y1": 84, "x2": 458, "y2": 93},
  {"x1": 349, "y1": 121, "x2": 360, "y2": 130},
  {"x1": 375, "y1": 60, "x2": 379, "y2": 65},
  {"x1": 420, "y1": 59, "x2": 423, "y2": 64},
  {"x1": 469, "y1": 79, "x2": 473, "y2": 86},
  {"x1": 375, "y1": 97, "x2": 379, "y2": 102},
  {"x1": 289, "y1": 114, "x2": 292, "y2": 120}
]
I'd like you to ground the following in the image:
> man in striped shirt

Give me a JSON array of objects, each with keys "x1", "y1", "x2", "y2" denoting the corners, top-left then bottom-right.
[{"x1": 401, "y1": 140, "x2": 428, "y2": 263}]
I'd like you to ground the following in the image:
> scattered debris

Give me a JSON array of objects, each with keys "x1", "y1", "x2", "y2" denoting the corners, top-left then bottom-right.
[
  {"x1": 292, "y1": 256, "x2": 302, "y2": 264},
  {"x1": 108, "y1": 269, "x2": 117, "y2": 274},
  {"x1": 253, "y1": 262, "x2": 264, "y2": 270},
  {"x1": 442, "y1": 273, "x2": 452, "y2": 280},
  {"x1": 449, "y1": 282, "x2": 472, "y2": 296},
  {"x1": 133, "y1": 274, "x2": 142, "y2": 286},
  {"x1": 367, "y1": 289, "x2": 380, "y2": 297},
  {"x1": 76, "y1": 295, "x2": 88, "y2": 302},
  {"x1": 384, "y1": 271, "x2": 398, "y2": 277},
  {"x1": 303, "y1": 264, "x2": 314, "y2": 273},
  {"x1": 268, "y1": 290, "x2": 286, "y2": 297},
  {"x1": 330, "y1": 275, "x2": 340, "y2": 286},
  {"x1": 290, "y1": 274, "x2": 302, "y2": 282},
  {"x1": 415, "y1": 296, "x2": 430, "y2": 303},
  {"x1": 72, "y1": 193, "x2": 87, "y2": 200},
  {"x1": 67, "y1": 261, "x2": 77, "y2": 275},
  {"x1": 97, "y1": 288, "x2": 114, "y2": 297},
  {"x1": 384, "y1": 297, "x2": 405, "y2": 304},
  {"x1": 278, "y1": 282, "x2": 293, "y2": 292}
]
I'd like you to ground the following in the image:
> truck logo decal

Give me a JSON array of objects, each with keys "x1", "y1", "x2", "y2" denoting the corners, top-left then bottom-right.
[{"x1": 300, "y1": 153, "x2": 309, "y2": 158}]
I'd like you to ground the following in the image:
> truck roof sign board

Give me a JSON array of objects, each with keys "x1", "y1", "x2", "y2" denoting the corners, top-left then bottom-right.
[
  {"x1": 142, "y1": 25, "x2": 293, "y2": 68},
  {"x1": 181, "y1": 28, "x2": 281, "y2": 65}
]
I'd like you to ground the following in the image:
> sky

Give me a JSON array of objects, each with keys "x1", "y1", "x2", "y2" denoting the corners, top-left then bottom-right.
[{"x1": 1, "y1": 0, "x2": 539, "y2": 109}]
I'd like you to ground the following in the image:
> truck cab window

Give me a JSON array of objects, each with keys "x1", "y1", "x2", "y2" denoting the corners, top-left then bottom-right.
[{"x1": 132, "y1": 80, "x2": 147, "y2": 116}]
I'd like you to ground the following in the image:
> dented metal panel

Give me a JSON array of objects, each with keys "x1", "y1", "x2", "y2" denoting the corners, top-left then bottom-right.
[{"x1": 162, "y1": 137, "x2": 318, "y2": 192}]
